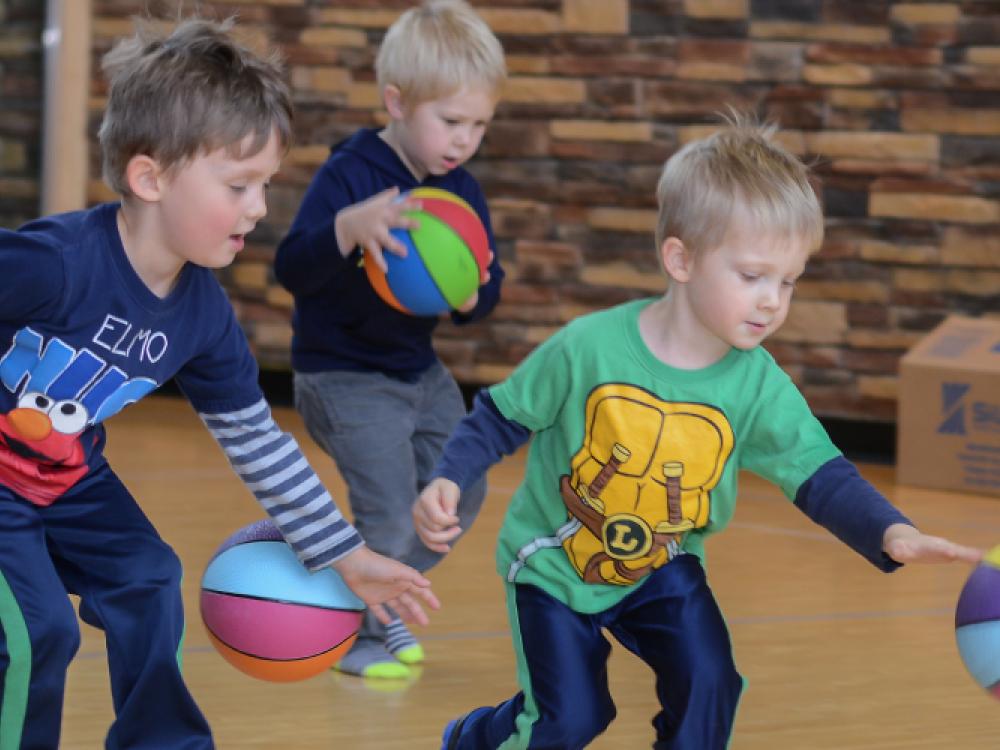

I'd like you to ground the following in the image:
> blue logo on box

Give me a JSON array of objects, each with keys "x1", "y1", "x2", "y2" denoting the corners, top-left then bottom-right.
[{"x1": 938, "y1": 382, "x2": 970, "y2": 435}]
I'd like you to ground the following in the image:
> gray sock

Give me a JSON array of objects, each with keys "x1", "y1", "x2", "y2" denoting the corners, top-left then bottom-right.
[{"x1": 334, "y1": 637, "x2": 409, "y2": 679}]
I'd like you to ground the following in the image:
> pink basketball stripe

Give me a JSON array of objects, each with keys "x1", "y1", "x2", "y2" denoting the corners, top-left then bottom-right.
[{"x1": 201, "y1": 591, "x2": 362, "y2": 660}]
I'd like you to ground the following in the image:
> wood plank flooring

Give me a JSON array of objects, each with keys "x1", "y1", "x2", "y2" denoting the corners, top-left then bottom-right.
[{"x1": 57, "y1": 396, "x2": 1000, "y2": 748}]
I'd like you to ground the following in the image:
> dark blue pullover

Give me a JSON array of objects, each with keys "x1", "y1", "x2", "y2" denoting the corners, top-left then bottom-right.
[{"x1": 274, "y1": 128, "x2": 504, "y2": 379}]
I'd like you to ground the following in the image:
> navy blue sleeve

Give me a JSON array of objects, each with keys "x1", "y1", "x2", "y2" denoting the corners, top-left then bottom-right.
[
  {"x1": 273, "y1": 153, "x2": 359, "y2": 297},
  {"x1": 448, "y1": 174, "x2": 504, "y2": 325},
  {"x1": 432, "y1": 389, "x2": 531, "y2": 490},
  {"x1": 793, "y1": 456, "x2": 913, "y2": 572},
  {"x1": 174, "y1": 289, "x2": 263, "y2": 413},
  {"x1": 0, "y1": 224, "x2": 65, "y2": 322}
]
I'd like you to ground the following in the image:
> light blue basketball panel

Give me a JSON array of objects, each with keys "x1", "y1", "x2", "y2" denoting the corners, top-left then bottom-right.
[
  {"x1": 384, "y1": 228, "x2": 449, "y2": 316},
  {"x1": 202, "y1": 541, "x2": 365, "y2": 611},
  {"x1": 956, "y1": 621, "x2": 1000, "y2": 688}
]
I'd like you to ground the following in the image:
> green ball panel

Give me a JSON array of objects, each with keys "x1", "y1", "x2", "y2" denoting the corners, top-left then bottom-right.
[{"x1": 406, "y1": 211, "x2": 480, "y2": 308}]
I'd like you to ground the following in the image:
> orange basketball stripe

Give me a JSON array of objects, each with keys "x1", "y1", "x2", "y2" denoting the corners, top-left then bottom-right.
[
  {"x1": 206, "y1": 631, "x2": 356, "y2": 683},
  {"x1": 363, "y1": 251, "x2": 409, "y2": 313}
]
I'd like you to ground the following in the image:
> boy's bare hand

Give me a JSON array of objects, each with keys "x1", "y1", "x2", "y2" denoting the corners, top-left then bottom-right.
[
  {"x1": 882, "y1": 523, "x2": 984, "y2": 565},
  {"x1": 332, "y1": 546, "x2": 440, "y2": 626},
  {"x1": 334, "y1": 186, "x2": 421, "y2": 271},
  {"x1": 413, "y1": 477, "x2": 462, "y2": 553}
]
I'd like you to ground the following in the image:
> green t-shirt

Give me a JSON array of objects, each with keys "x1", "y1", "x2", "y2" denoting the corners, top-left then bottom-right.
[{"x1": 489, "y1": 298, "x2": 841, "y2": 614}]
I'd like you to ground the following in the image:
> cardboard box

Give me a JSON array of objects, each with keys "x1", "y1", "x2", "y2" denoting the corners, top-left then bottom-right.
[{"x1": 897, "y1": 315, "x2": 1000, "y2": 497}]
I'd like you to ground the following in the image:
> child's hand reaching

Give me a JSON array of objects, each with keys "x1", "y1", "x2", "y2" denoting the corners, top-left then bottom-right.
[
  {"x1": 334, "y1": 186, "x2": 421, "y2": 271},
  {"x1": 332, "y1": 546, "x2": 440, "y2": 626},
  {"x1": 413, "y1": 477, "x2": 463, "y2": 553},
  {"x1": 882, "y1": 523, "x2": 984, "y2": 565}
]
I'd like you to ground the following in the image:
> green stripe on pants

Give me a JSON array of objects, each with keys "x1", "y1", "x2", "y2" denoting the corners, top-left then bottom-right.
[{"x1": 0, "y1": 571, "x2": 30, "y2": 750}]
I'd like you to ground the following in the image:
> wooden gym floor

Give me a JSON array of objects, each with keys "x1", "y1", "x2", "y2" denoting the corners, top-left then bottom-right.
[{"x1": 59, "y1": 396, "x2": 1000, "y2": 748}]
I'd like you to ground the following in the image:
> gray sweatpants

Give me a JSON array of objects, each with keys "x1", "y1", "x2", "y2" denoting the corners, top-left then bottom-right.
[{"x1": 294, "y1": 362, "x2": 487, "y2": 640}]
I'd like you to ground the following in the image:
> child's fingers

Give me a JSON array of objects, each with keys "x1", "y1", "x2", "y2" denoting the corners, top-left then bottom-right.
[
  {"x1": 946, "y1": 542, "x2": 984, "y2": 563},
  {"x1": 368, "y1": 602, "x2": 391, "y2": 625},
  {"x1": 481, "y1": 251, "x2": 494, "y2": 283},
  {"x1": 427, "y1": 502, "x2": 460, "y2": 527},
  {"x1": 390, "y1": 592, "x2": 428, "y2": 626},
  {"x1": 418, "y1": 526, "x2": 461, "y2": 554},
  {"x1": 365, "y1": 243, "x2": 388, "y2": 272},
  {"x1": 372, "y1": 185, "x2": 401, "y2": 205},
  {"x1": 381, "y1": 232, "x2": 409, "y2": 257},
  {"x1": 391, "y1": 201, "x2": 421, "y2": 232}
]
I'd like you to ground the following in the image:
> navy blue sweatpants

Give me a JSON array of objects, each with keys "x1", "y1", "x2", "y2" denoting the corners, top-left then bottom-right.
[
  {"x1": 447, "y1": 554, "x2": 743, "y2": 749},
  {"x1": 0, "y1": 464, "x2": 213, "y2": 749}
]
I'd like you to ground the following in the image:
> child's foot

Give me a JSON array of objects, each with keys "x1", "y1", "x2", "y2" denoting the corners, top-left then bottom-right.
[
  {"x1": 333, "y1": 638, "x2": 410, "y2": 679},
  {"x1": 385, "y1": 617, "x2": 424, "y2": 665},
  {"x1": 440, "y1": 706, "x2": 492, "y2": 750}
]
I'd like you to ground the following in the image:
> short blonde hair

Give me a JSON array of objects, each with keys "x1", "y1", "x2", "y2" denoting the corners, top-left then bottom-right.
[
  {"x1": 376, "y1": 0, "x2": 506, "y2": 105},
  {"x1": 655, "y1": 114, "x2": 824, "y2": 254},
  {"x1": 98, "y1": 17, "x2": 293, "y2": 196}
]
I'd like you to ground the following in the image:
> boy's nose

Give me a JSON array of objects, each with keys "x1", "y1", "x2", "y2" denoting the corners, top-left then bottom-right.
[
  {"x1": 248, "y1": 188, "x2": 268, "y2": 221},
  {"x1": 759, "y1": 285, "x2": 780, "y2": 310}
]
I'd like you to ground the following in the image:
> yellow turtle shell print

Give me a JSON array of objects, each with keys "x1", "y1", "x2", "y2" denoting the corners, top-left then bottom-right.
[{"x1": 560, "y1": 383, "x2": 734, "y2": 586}]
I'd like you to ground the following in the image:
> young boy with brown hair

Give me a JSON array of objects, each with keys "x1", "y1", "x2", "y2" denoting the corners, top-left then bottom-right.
[
  {"x1": 274, "y1": 0, "x2": 506, "y2": 679},
  {"x1": 0, "y1": 18, "x2": 436, "y2": 749},
  {"x1": 414, "y1": 115, "x2": 982, "y2": 749}
]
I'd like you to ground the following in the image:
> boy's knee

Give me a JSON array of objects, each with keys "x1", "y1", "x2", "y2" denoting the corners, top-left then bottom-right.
[
  {"x1": 31, "y1": 599, "x2": 81, "y2": 664},
  {"x1": 126, "y1": 541, "x2": 183, "y2": 600},
  {"x1": 534, "y1": 700, "x2": 616, "y2": 749}
]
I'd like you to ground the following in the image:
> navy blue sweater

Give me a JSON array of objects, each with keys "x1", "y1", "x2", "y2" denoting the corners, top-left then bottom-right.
[{"x1": 274, "y1": 128, "x2": 504, "y2": 379}]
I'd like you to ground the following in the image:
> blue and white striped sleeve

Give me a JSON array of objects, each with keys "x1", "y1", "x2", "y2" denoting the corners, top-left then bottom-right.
[{"x1": 198, "y1": 398, "x2": 363, "y2": 571}]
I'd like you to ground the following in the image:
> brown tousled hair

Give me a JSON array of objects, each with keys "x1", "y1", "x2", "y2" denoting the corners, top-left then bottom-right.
[{"x1": 98, "y1": 17, "x2": 293, "y2": 195}]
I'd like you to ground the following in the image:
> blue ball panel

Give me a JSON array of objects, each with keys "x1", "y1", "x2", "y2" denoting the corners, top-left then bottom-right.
[
  {"x1": 202, "y1": 541, "x2": 365, "y2": 611},
  {"x1": 956, "y1": 564, "x2": 1000, "y2": 627},
  {"x1": 384, "y1": 228, "x2": 449, "y2": 316},
  {"x1": 956, "y1": 621, "x2": 1000, "y2": 689}
]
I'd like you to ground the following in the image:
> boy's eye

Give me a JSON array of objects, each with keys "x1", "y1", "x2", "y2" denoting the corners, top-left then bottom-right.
[
  {"x1": 229, "y1": 185, "x2": 247, "y2": 194},
  {"x1": 781, "y1": 279, "x2": 797, "y2": 288},
  {"x1": 740, "y1": 272, "x2": 759, "y2": 282}
]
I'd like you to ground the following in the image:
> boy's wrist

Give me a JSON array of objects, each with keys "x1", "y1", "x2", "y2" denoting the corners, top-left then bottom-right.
[{"x1": 333, "y1": 213, "x2": 352, "y2": 257}]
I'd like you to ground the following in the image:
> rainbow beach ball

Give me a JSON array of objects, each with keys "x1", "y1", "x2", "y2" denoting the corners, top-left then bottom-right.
[
  {"x1": 955, "y1": 544, "x2": 1000, "y2": 699},
  {"x1": 200, "y1": 519, "x2": 365, "y2": 682},
  {"x1": 364, "y1": 186, "x2": 490, "y2": 316}
]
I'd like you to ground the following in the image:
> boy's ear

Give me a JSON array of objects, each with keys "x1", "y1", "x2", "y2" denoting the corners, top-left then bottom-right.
[
  {"x1": 124, "y1": 154, "x2": 165, "y2": 203},
  {"x1": 661, "y1": 237, "x2": 693, "y2": 282},
  {"x1": 383, "y1": 84, "x2": 405, "y2": 120}
]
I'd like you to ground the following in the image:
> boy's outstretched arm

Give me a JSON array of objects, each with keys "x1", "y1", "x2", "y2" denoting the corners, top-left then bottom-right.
[
  {"x1": 333, "y1": 546, "x2": 440, "y2": 625},
  {"x1": 795, "y1": 456, "x2": 984, "y2": 570},
  {"x1": 413, "y1": 390, "x2": 532, "y2": 552},
  {"x1": 196, "y1": 397, "x2": 439, "y2": 622},
  {"x1": 882, "y1": 523, "x2": 983, "y2": 565}
]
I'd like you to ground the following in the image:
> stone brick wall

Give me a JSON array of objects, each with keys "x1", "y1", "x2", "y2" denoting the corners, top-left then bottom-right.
[
  {"x1": 0, "y1": 0, "x2": 43, "y2": 228},
  {"x1": 82, "y1": 1, "x2": 1000, "y2": 421}
]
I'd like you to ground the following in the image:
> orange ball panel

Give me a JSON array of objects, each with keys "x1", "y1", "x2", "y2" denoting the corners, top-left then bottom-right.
[
  {"x1": 206, "y1": 630, "x2": 357, "y2": 683},
  {"x1": 363, "y1": 253, "x2": 408, "y2": 314}
]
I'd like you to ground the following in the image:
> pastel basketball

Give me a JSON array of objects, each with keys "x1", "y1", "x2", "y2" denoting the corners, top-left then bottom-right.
[
  {"x1": 199, "y1": 519, "x2": 365, "y2": 682},
  {"x1": 955, "y1": 544, "x2": 1000, "y2": 700},
  {"x1": 364, "y1": 187, "x2": 490, "y2": 316}
]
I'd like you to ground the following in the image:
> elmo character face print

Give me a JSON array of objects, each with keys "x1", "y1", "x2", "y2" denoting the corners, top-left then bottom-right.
[{"x1": 0, "y1": 325, "x2": 157, "y2": 505}]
